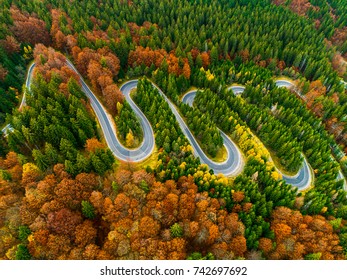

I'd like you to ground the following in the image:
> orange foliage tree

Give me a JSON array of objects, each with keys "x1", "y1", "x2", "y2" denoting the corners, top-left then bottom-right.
[
  {"x1": 3, "y1": 150, "x2": 248, "y2": 260},
  {"x1": 50, "y1": 9, "x2": 75, "y2": 51},
  {"x1": 305, "y1": 80, "x2": 326, "y2": 118},
  {"x1": 264, "y1": 207, "x2": 344, "y2": 260}
]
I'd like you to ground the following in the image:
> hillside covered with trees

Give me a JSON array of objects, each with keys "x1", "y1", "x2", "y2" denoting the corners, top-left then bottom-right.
[{"x1": 1, "y1": 0, "x2": 347, "y2": 260}]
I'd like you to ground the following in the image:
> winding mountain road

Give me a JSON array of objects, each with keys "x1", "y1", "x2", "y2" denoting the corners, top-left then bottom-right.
[
  {"x1": 275, "y1": 79, "x2": 302, "y2": 97},
  {"x1": 2, "y1": 58, "x2": 345, "y2": 190},
  {"x1": 274, "y1": 79, "x2": 347, "y2": 189},
  {"x1": 68, "y1": 59, "x2": 244, "y2": 175},
  {"x1": 3, "y1": 59, "x2": 244, "y2": 175},
  {"x1": 180, "y1": 90, "x2": 244, "y2": 176},
  {"x1": 228, "y1": 84, "x2": 313, "y2": 190},
  {"x1": 1, "y1": 62, "x2": 35, "y2": 136},
  {"x1": 66, "y1": 59, "x2": 155, "y2": 162},
  {"x1": 337, "y1": 169, "x2": 347, "y2": 191}
]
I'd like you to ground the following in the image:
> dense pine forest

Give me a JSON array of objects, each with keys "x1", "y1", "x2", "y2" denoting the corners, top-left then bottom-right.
[{"x1": 1, "y1": 0, "x2": 347, "y2": 260}]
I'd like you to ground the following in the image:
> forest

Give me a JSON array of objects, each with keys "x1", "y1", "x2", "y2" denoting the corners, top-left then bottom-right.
[{"x1": 1, "y1": 0, "x2": 347, "y2": 260}]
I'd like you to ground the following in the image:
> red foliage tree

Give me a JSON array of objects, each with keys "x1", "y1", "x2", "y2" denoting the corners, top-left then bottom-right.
[
  {"x1": 289, "y1": 0, "x2": 311, "y2": 16},
  {"x1": 50, "y1": 9, "x2": 75, "y2": 51},
  {"x1": 10, "y1": 7, "x2": 51, "y2": 46},
  {"x1": 87, "y1": 59, "x2": 104, "y2": 90},
  {"x1": 100, "y1": 52, "x2": 120, "y2": 77},
  {"x1": 74, "y1": 220, "x2": 97, "y2": 247},
  {"x1": 331, "y1": 27, "x2": 347, "y2": 47},
  {"x1": 0, "y1": 65, "x2": 8, "y2": 81},
  {"x1": 230, "y1": 235, "x2": 247, "y2": 257},
  {"x1": 47, "y1": 208, "x2": 83, "y2": 236},
  {"x1": 239, "y1": 49, "x2": 250, "y2": 62},
  {"x1": 102, "y1": 84, "x2": 124, "y2": 114},
  {"x1": 54, "y1": 177, "x2": 94, "y2": 209},
  {"x1": 0, "y1": 35, "x2": 20, "y2": 54},
  {"x1": 97, "y1": 75, "x2": 113, "y2": 90}
]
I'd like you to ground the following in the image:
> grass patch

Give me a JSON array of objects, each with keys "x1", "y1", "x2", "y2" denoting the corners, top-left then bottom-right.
[
  {"x1": 276, "y1": 76, "x2": 297, "y2": 85},
  {"x1": 136, "y1": 145, "x2": 159, "y2": 170},
  {"x1": 210, "y1": 144, "x2": 228, "y2": 163},
  {"x1": 193, "y1": 136, "x2": 227, "y2": 163}
]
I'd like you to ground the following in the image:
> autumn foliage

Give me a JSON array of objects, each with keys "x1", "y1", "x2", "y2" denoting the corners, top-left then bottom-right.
[
  {"x1": 0, "y1": 153, "x2": 251, "y2": 260},
  {"x1": 331, "y1": 27, "x2": 347, "y2": 49},
  {"x1": 0, "y1": 65, "x2": 8, "y2": 81},
  {"x1": 93, "y1": 174, "x2": 247, "y2": 260},
  {"x1": 72, "y1": 46, "x2": 122, "y2": 114},
  {"x1": 272, "y1": 0, "x2": 312, "y2": 17},
  {"x1": 10, "y1": 6, "x2": 51, "y2": 46},
  {"x1": 128, "y1": 46, "x2": 191, "y2": 78},
  {"x1": 289, "y1": 0, "x2": 312, "y2": 16},
  {"x1": 0, "y1": 152, "x2": 24, "y2": 258},
  {"x1": 304, "y1": 80, "x2": 326, "y2": 118},
  {"x1": 2, "y1": 0, "x2": 347, "y2": 262},
  {"x1": 0, "y1": 36, "x2": 20, "y2": 54},
  {"x1": 128, "y1": 46, "x2": 166, "y2": 68},
  {"x1": 262, "y1": 207, "x2": 344, "y2": 260},
  {"x1": 50, "y1": 9, "x2": 76, "y2": 51}
]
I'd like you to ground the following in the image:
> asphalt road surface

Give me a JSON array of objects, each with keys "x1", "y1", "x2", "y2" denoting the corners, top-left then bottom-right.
[
  {"x1": 274, "y1": 79, "x2": 347, "y2": 188},
  {"x1": 228, "y1": 84, "x2": 312, "y2": 190},
  {"x1": 68, "y1": 60, "x2": 243, "y2": 174},
  {"x1": 337, "y1": 170, "x2": 347, "y2": 191},
  {"x1": 1, "y1": 62, "x2": 35, "y2": 136},
  {"x1": 66, "y1": 60, "x2": 155, "y2": 162},
  {"x1": 5, "y1": 59, "x2": 244, "y2": 174},
  {"x1": 275, "y1": 79, "x2": 304, "y2": 99},
  {"x1": 68, "y1": 61, "x2": 244, "y2": 175},
  {"x1": 181, "y1": 90, "x2": 244, "y2": 176},
  {"x1": 3, "y1": 59, "x2": 345, "y2": 190}
]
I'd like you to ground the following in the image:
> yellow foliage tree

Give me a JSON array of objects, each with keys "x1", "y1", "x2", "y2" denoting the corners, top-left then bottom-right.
[
  {"x1": 126, "y1": 130, "x2": 134, "y2": 148},
  {"x1": 271, "y1": 171, "x2": 282, "y2": 181},
  {"x1": 205, "y1": 69, "x2": 215, "y2": 81},
  {"x1": 23, "y1": 45, "x2": 33, "y2": 60},
  {"x1": 22, "y1": 163, "x2": 40, "y2": 175},
  {"x1": 116, "y1": 102, "x2": 123, "y2": 115}
]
